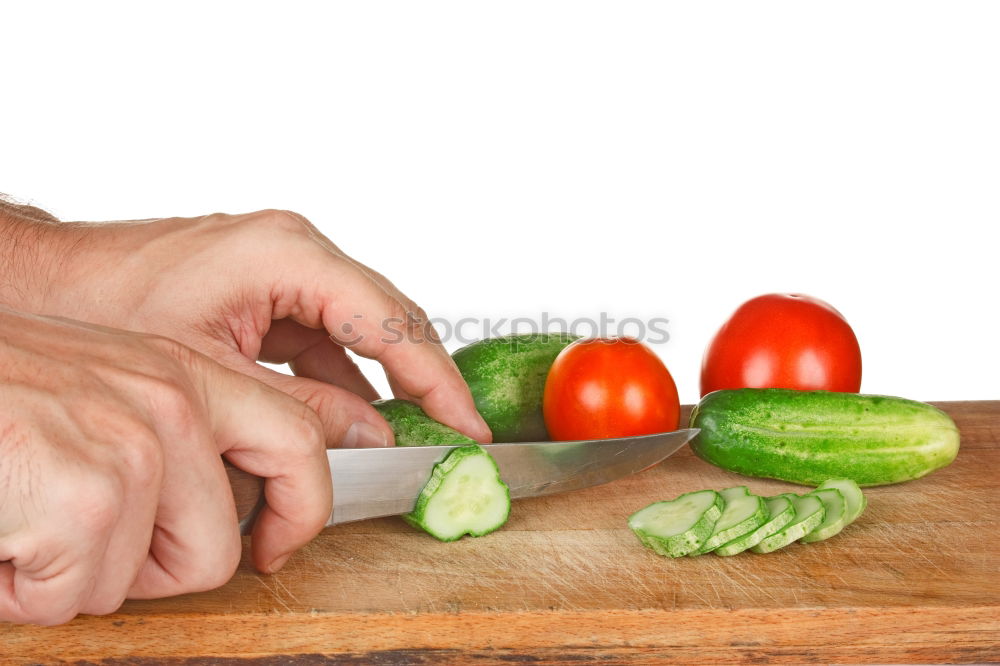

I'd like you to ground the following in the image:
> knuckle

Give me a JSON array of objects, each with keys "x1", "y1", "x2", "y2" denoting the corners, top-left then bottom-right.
[
  {"x1": 184, "y1": 536, "x2": 242, "y2": 593},
  {"x1": 376, "y1": 292, "x2": 410, "y2": 339},
  {"x1": 406, "y1": 301, "x2": 430, "y2": 325},
  {"x1": 251, "y1": 208, "x2": 310, "y2": 234},
  {"x1": 287, "y1": 394, "x2": 331, "y2": 451},
  {"x1": 144, "y1": 374, "x2": 198, "y2": 426},
  {"x1": 119, "y1": 427, "x2": 165, "y2": 489},
  {"x1": 130, "y1": 339, "x2": 201, "y2": 422},
  {"x1": 295, "y1": 406, "x2": 326, "y2": 454},
  {"x1": 194, "y1": 211, "x2": 236, "y2": 228},
  {"x1": 74, "y1": 473, "x2": 123, "y2": 534},
  {"x1": 392, "y1": 296, "x2": 435, "y2": 345},
  {"x1": 297, "y1": 387, "x2": 336, "y2": 426}
]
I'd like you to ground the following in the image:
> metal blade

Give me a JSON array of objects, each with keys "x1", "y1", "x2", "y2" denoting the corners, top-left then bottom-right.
[{"x1": 327, "y1": 428, "x2": 698, "y2": 525}]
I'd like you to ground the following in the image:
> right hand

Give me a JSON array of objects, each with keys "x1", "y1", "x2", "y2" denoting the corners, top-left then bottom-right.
[{"x1": 0, "y1": 307, "x2": 331, "y2": 625}]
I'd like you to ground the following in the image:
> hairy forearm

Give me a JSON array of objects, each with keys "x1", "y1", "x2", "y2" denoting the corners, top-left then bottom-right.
[{"x1": 0, "y1": 198, "x2": 72, "y2": 313}]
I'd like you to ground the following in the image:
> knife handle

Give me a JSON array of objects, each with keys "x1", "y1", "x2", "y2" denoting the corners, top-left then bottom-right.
[{"x1": 224, "y1": 460, "x2": 266, "y2": 536}]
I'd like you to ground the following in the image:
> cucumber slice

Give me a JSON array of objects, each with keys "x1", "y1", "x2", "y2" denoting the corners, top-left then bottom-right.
[
  {"x1": 402, "y1": 444, "x2": 511, "y2": 541},
  {"x1": 800, "y1": 488, "x2": 848, "y2": 543},
  {"x1": 714, "y1": 495, "x2": 796, "y2": 556},
  {"x1": 816, "y1": 479, "x2": 867, "y2": 525},
  {"x1": 629, "y1": 490, "x2": 723, "y2": 558},
  {"x1": 751, "y1": 494, "x2": 825, "y2": 554},
  {"x1": 695, "y1": 486, "x2": 767, "y2": 554}
]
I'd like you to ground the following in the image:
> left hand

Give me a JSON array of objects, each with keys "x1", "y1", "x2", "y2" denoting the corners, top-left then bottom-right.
[{"x1": 25, "y1": 209, "x2": 492, "y2": 448}]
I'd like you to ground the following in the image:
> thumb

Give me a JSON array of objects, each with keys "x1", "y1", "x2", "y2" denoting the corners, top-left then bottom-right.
[{"x1": 195, "y1": 356, "x2": 333, "y2": 574}]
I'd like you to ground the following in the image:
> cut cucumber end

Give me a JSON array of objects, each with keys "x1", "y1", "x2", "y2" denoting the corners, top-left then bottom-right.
[{"x1": 403, "y1": 444, "x2": 511, "y2": 542}]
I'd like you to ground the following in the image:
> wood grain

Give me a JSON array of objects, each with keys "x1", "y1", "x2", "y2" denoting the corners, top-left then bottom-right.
[{"x1": 2, "y1": 401, "x2": 998, "y2": 664}]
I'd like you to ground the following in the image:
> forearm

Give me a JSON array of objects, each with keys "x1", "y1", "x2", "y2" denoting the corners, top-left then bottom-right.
[{"x1": 0, "y1": 198, "x2": 75, "y2": 313}]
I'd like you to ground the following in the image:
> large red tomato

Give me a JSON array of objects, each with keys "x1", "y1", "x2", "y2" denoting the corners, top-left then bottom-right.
[
  {"x1": 543, "y1": 337, "x2": 680, "y2": 441},
  {"x1": 700, "y1": 293, "x2": 862, "y2": 396}
]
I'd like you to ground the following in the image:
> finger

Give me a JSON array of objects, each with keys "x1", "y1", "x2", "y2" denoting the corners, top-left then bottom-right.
[
  {"x1": 127, "y1": 399, "x2": 241, "y2": 599},
  {"x1": 0, "y1": 559, "x2": 97, "y2": 625},
  {"x1": 259, "y1": 319, "x2": 380, "y2": 401},
  {"x1": 291, "y1": 341, "x2": 379, "y2": 402},
  {"x1": 273, "y1": 249, "x2": 491, "y2": 442},
  {"x1": 0, "y1": 529, "x2": 109, "y2": 625},
  {"x1": 81, "y1": 474, "x2": 160, "y2": 614},
  {"x1": 194, "y1": 359, "x2": 333, "y2": 574},
  {"x1": 333, "y1": 260, "x2": 491, "y2": 441},
  {"x1": 222, "y1": 349, "x2": 393, "y2": 449}
]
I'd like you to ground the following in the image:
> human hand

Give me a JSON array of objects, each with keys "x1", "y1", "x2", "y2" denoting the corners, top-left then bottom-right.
[
  {"x1": 26, "y1": 209, "x2": 491, "y2": 446},
  {"x1": 0, "y1": 307, "x2": 330, "y2": 625}
]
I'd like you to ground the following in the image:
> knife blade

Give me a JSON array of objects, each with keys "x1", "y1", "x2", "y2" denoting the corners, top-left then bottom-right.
[{"x1": 228, "y1": 428, "x2": 698, "y2": 535}]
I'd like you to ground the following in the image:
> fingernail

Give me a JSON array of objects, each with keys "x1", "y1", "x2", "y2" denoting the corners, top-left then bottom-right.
[
  {"x1": 267, "y1": 553, "x2": 291, "y2": 574},
  {"x1": 343, "y1": 421, "x2": 389, "y2": 448}
]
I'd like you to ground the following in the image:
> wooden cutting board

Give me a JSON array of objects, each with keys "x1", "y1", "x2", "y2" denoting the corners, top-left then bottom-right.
[{"x1": 3, "y1": 401, "x2": 998, "y2": 664}]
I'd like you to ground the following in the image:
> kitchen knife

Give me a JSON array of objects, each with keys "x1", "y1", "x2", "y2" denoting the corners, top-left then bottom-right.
[{"x1": 227, "y1": 428, "x2": 699, "y2": 535}]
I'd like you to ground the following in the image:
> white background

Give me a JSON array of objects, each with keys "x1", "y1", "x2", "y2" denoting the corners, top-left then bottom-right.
[{"x1": 2, "y1": 1, "x2": 997, "y2": 404}]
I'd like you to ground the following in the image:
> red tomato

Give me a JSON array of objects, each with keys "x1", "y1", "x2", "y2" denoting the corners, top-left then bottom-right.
[
  {"x1": 700, "y1": 293, "x2": 862, "y2": 396},
  {"x1": 543, "y1": 337, "x2": 680, "y2": 441}
]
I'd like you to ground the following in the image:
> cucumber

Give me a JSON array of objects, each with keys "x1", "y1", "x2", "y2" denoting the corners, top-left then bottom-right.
[
  {"x1": 403, "y1": 444, "x2": 511, "y2": 541},
  {"x1": 452, "y1": 333, "x2": 579, "y2": 442},
  {"x1": 800, "y1": 488, "x2": 848, "y2": 543},
  {"x1": 628, "y1": 490, "x2": 723, "y2": 557},
  {"x1": 714, "y1": 495, "x2": 796, "y2": 556},
  {"x1": 751, "y1": 494, "x2": 825, "y2": 553},
  {"x1": 695, "y1": 486, "x2": 768, "y2": 554},
  {"x1": 372, "y1": 398, "x2": 476, "y2": 447},
  {"x1": 689, "y1": 388, "x2": 960, "y2": 486},
  {"x1": 816, "y1": 478, "x2": 867, "y2": 525}
]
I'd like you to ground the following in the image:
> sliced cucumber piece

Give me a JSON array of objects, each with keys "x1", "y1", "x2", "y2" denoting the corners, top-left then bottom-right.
[
  {"x1": 816, "y1": 479, "x2": 867, "y2": 525},
  {"x1": 714, "y1": 494, "x2": 796, "y2": 557},
  {"x1": 695, "y1": 486, "x2": 767, "y2": 554},
  {"x1": 800, "y1": 488, "x2": 848, "y2": 543},
  {"x1": 402, "y1": 444, "x2": 510, "y2": 541},
  {"x1": 629, "y1": 490, "x2": 723, "y2": 558},
  {"x1": 751, "y1": 494, "x2": 825, "y2": 554}
]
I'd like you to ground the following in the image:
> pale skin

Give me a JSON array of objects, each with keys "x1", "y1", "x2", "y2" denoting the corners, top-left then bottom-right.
[{"x1": 0, "y1": 200, "x2": 491, "y2": 625}]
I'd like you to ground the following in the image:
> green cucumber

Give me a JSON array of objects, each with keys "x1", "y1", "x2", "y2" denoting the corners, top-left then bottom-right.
[
  {"x1": 452, "y1": 333, "x2": 579, "y2": 442},
  {"x1": 628, "y1": 490, "x2": 723, "y2": 557},
  {"x1": 372, "y1": 399, "x2": 476, "y2": 447},
  {"x1": 689, "y1": 388, "x2": 960, "y2": 486},
  {"x1": 751, "y1": 494, "x2": 825, "y2": 553},
  {"x1": 402, "y1": 444, "x2": 510, "y2": 541},
  {"x1": 816, "y1": 479, "x2": 867, "y2": 525},
  {"x1": 714, "y1": 495, "x2": 796, "y2": 556},
  {"x1": 695, "y1": 486, "x2": 768, "y2": 554},
  {"x1": 800, "y1": 488, "x2": 848, "y2": 543}
]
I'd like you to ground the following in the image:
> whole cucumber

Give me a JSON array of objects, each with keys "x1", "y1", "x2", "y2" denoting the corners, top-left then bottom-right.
[
  {"x1": 452, "y1": 333, "x2": 579, "y2": 442},
  {"x1": 689, "y1": 389, "x2": 960, "y2": 486},
  {"x1": 372, "y1": 399, "x2": 476, "y2": 447}
]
